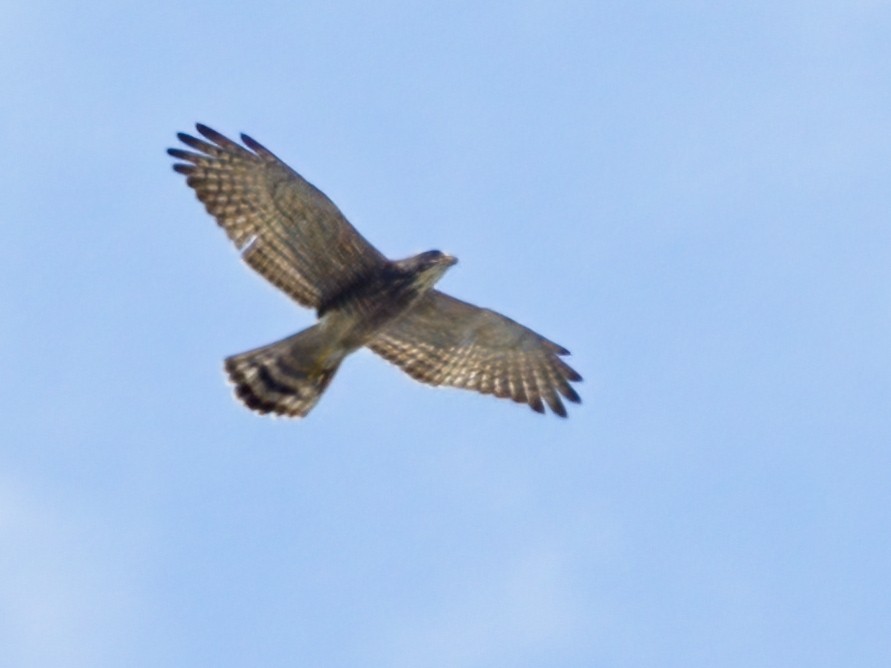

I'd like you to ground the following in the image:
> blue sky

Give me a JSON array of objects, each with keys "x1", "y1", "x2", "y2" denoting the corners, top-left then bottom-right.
[{"x1": 3, "y1": 1, "x2": 890, "y2": 666}]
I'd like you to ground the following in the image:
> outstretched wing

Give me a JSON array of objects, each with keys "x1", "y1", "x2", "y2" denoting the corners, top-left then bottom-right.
[
  {"x1": 168, "y1": 124, "x2": 387, "y2": 308},
  {"x1": 368, "y1": 291, "x2": 582, "y2": 416}
]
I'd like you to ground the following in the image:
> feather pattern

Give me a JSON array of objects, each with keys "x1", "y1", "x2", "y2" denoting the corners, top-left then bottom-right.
[{"x1": 170, "y1": 125, "x2": 581, "y2": 418}]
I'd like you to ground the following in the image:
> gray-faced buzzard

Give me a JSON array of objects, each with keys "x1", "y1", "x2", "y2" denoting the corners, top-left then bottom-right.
[{"x1": 168, "y1": 125, "x2": 581, "y2": 418}]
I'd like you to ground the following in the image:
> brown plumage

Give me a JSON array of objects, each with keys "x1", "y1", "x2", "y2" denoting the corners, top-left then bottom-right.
[{"x1": 169, "y1": 124, "x2": 581, "y2": 418}]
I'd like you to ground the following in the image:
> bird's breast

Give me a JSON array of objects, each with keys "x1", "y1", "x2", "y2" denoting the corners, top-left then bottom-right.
[{"x1": 319, "y1": 273, "x2": 425, "y2": 351}]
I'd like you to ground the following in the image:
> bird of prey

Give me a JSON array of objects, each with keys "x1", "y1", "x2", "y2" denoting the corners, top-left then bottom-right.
[{"x1": 168, "y1": 124, "x2": 581, "y2": 418}]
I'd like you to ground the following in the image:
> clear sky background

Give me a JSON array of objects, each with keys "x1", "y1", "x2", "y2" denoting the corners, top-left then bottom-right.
[{"x1": 3, "y1": 2, "x2": 890, "y2": 666}]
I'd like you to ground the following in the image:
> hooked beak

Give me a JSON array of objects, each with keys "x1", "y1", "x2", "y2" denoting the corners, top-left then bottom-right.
[{"x1": 441, "y1": 254, "x2": 458, "y2": 267}]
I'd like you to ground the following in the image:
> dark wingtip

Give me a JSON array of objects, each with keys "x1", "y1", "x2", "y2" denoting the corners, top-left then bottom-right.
[
  {"x1": 196, "y1": 123, "x2": 234, "y2": 147},
  {"x1": 560, "y1": 384, "x2": 582, "y2": 404},
  {"x1": 168, "y1": 148, "x2": 204, "y2": 172},
  {"x1": 241, "y1": 132, "x2": 274, "y2": 158},
  {"x1": 195, "y1": 122, "x2": 215, "y2": 138}
]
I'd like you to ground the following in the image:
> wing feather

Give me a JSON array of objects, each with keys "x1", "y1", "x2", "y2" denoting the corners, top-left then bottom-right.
[
  {"x1": 368, "y1": 291, "x2": 582, "y2": 416},
  {"x1": 168, "y1": 124, "x2": 387, "y2": 308}
]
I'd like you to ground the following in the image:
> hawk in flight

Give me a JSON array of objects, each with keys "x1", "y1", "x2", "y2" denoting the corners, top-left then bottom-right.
[{"x1": 168, "y1": 125, "x2": 581, "y2": 418}]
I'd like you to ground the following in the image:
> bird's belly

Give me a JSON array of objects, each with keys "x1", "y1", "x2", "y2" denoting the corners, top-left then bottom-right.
[{"x1": 320, "y1": 292, "x2": 419, "y2": 352}]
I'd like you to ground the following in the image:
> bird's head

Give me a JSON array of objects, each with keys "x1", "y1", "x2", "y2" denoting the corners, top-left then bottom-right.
[{"x1": 400, "y1": 250, "x2": 458, "y2": 290}]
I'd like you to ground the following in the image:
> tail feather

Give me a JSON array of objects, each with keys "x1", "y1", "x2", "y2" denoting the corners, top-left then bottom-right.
[{"x1": 224, "y1": 325, "x2": 343, "y2": 418}]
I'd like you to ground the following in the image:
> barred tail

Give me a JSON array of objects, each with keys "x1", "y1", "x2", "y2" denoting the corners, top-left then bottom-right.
[{"x1": 224, "y1": 325, "x2": 344, "y2": 418}]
